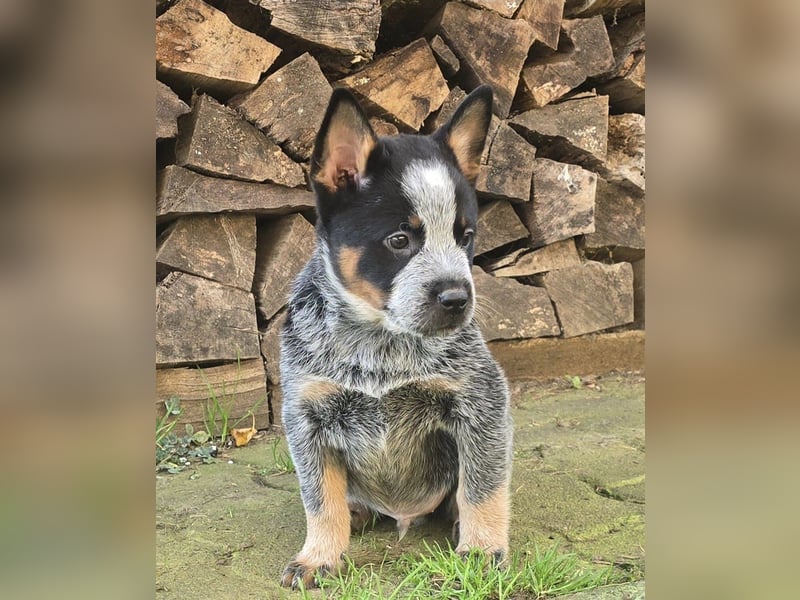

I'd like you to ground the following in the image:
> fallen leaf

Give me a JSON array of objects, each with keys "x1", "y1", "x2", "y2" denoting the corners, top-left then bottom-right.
[{"x1": 231, "y1": 414, "x2": 256, "y2": 447}]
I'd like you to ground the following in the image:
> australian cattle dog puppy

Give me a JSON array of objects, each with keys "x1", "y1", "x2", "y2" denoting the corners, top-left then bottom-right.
[{"x1": 279, "y1": 85, "x2": 512, "y2": 589}]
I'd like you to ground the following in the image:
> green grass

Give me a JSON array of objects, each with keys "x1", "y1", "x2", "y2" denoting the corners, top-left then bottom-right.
[
  {"x1": 156, "y1": 396, "x2": 182, "y2": 449},
  {"x1": 199, "y1": 357, "x2": 266, "y2": 444},
  {"x1": 269, "y1": 438, "x2": 296, "y2": 474},
  {"x1": 156, "y1": 355, "x2": 265, "y2": 472},
  {"x1": 299, "y1": 541, "x2": 628, "y2": 600},
  {"x1": 566, "y1": 375, "x2": 583, "y2": 390}
]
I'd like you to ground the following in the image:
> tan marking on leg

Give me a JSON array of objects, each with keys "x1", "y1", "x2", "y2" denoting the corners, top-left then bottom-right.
[
  {"x1": 285, "y1": 457, "x2": 350, "y2": 587},
  {"x1": 338, "y1": 246, "x2": 385, "y2": 310},
  {"x1": 299, "y1": 379, "x2": 341, "y2": 402},
  {"x1": 455, "y1": 483, "x2": 510, "y2": 555}
]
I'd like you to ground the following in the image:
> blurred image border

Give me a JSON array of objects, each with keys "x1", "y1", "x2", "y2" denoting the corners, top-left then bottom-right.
[{"x1": 1, "y1": 1, "x2": 799, "y2": 598}]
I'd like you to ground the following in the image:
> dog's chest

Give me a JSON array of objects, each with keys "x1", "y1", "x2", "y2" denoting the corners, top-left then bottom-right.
[
  {"x1": 311, "y1": 383, "x2": 460, "y2": 515},
  {"x1": 311, "y1": 382, "x2": 454, "y2": 450}
]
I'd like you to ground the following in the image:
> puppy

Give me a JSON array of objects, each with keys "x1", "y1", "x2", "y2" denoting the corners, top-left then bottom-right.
[{"x1": 279, "y1": 85, "x2": 512, "y2": 589}]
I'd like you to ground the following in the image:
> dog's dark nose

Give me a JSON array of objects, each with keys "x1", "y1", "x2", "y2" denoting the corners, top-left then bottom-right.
[{"x1": 437, "y1": 287, "x2": 469, "y2": 310}]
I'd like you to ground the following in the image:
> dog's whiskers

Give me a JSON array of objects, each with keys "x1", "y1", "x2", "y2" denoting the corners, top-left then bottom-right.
[{"x1": 472, "y1": 292, "x2": 501, "y2": 329}]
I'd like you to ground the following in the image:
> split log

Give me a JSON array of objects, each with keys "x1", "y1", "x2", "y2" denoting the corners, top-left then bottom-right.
[
  {"x1": 253, "y1": 214, "x2": 316, "y2": 322},
  {"x1": 536, "y1": 261, "x2": 633, "y2": 337},
  {"x1": 562, "y1": 17, "x2": 616, "y2": 76},
  {"x1": 631, "y1": 258, "x2": 644, "y2": 328},
  {"x1": 517, "y1": 158, "x2": 596, "y2": 246},
  {"x1": 156, "y1": 214, "x2": 256, "y2": 291},
  {"x1": 260, "y1": 309, "x2": 287, "y2": 384},
  {"x1": 517, "y1": 58, "x2": 582, "y2": 113},
  {"x1": 473, "y1": 268, "x2": 561, "y2": 341},
  {"x1": 516, "y1": 16, "x2": 614, "y2": 110},
  {"x1": 487, "y1": 238, "x2": 581, "y2": 277},
  {"x1": 510, "y1": 94, "x2": 609, "y2": 171},
  {"x1": 592, "y1": 11, "x2": 644, "y2": 113},
  {"x1": 215, "y1": 0, "x2": 271, "y2": 38},
  {"x1": 596, "y1": 54, "x2": 644, "y2": 115},
  {"x1": 369, "y1": 118, "x2": 400, "y2": 137},
  {"x1": 428, "y1": 86, "x2": 465, "y2": 131},
  {"x1": 156, "y1": 80, "x2": 189, "y2": 139},
  {"x1": 516, "y1": 0, "x2": 566, "y2": 50},
  {"x1": 431, "y1": 1, "x2": 536, "y2": 118},
  {"x1": 338, "y1": 39, "x2": 449, "y2": 131},
  {"x1": 156, "y1": 359, "x2": 270, "y2": 432},
  {"x1": 427, "y1": 86, "x2": 496, "y2": 137},
  {"x1": 175, "y1": 94, "x2": 305, "y2": 187},
  {"x1": 599, "y1": 10, "x2": 644, "y2": 79},
  {"x1": 463, "y1": 0, "x2": 523, "y2": 18},
  {"x1": 378, "y1": 0, "x2": 450, "y2": 53},
  {"x1": 156, "y1": 0, "x2": 281, "y2": 98},
  {"x1": 475, "y1": 200, "x2": 530, "y2": 256},
  {"x1": 602, "y1": 113, "x2": 645, "y2": 193},
  {"x1": 230, "y1": 53, "x2": 332, "y2": 161},
  {"x1": 156, "y1": 166, "x2": 314, "y2": 223},
  {"x1": 488, "y1": 330, "x2": 644, "y2": 379},
  {"x1": 476, "y1": 124, "x2": 537, "y2": 203},
  {"x1": 156, "y1": 272, "x2": 260, "y2": 366},
  {"x1": 582, "y1": 178, "x2": 644, "y2": 262},
  {"x1": 563, "y1": 0, "x2": 643, "y2": 18},
  {"x1": 157, "y1": 0, "x2": 173, "y2": 17},
  {"x1": 429, "y1": 35, "x2": 460, "y2": 79},
  {"x1": 253, "y1": 0, "x2": 381, "y2": 62},
  {"x1": 270, "y1": 384, "x2": 284, "y2": 426},
  {"x1": 479, "y1": 247, "x2": 528, "y2": 271}
]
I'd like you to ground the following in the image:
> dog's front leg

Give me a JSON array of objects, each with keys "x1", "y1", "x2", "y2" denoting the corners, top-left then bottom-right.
[
  {"x1": 452, "y1": 395, "x2": 512, "y2": 562},
  {"x1": 280, "y1": 427, "x2": 350, "y2": 589}
]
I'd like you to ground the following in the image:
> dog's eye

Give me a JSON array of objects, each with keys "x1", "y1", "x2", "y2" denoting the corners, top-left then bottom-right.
[
  {"x1": 387, "y1": 233, "x2": 409, "y2": 250},
  {"x1": 460, "y1": 229, "x2": 474, "y2": 247}
]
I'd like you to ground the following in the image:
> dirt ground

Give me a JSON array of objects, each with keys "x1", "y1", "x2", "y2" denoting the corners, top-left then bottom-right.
[{"x1": 156, "y1": 372, "x2": 645, "y2": 598}]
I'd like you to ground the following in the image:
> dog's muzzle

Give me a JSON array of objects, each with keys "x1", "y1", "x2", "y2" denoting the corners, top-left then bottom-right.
[{"x1": 423, "y1": 279, "x2": 473, "y2": 335}]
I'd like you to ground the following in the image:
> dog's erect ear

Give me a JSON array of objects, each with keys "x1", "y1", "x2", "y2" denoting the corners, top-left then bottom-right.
[
  {"x1": 433, "y1": 85, "x2": 493, "y2": 184},
  {"x1": 311, "y1": 88, "x2": 377, "y2": 193}
]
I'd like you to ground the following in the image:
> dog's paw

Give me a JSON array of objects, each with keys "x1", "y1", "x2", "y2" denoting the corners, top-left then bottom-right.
[
  {"x1": 455, "y1": 545, "x2": 507, "y2": 566},
  {"x1": 280, "y1": 558, "x2": 336, "y2": 589}
]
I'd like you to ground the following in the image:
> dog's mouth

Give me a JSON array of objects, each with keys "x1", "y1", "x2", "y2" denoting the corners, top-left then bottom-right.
[
  {"x1": 385, "y1": 308, "x2": 472, "y2": 338},
  {"x1": 424, "y1": 324, "x2": 464, "y2": 338},
  {"x1": 389, "y1": 323, "x2": 465, "y2": 339}
]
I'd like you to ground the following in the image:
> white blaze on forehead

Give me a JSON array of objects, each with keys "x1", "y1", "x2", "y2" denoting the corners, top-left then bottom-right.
[
  {"x1": 388, "y1": 160, "x2": 474, "y2": 334},
  {"x1": 400, "y1": 160, "x2": 457, "y2": 252}
]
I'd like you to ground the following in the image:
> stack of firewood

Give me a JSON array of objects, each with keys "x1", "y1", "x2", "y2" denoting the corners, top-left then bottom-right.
[{"x1": 156, "y1": 0, "x2": 645, "y2": 431}]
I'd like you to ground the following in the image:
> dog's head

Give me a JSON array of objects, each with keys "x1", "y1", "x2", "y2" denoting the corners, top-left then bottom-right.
[{"x1": 310, "y1": 86, "x2": 493, "y2": 337}]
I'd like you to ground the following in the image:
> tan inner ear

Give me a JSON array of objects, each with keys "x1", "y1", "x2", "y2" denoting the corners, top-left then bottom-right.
[
  {"x1": 446, "y1": 104, "x2": 487, "y2": 183},
  {"x1": 315, "y1": 114, "x2": 376, "y2": 193}
]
